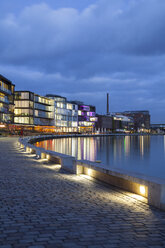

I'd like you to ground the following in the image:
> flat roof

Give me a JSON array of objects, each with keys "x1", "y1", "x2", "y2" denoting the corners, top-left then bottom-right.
[
  {"x1": 113, "y1": 111, "x2": 150, "y2": 115},
  {"x1": 15, "y1": 91, "x2": 53, "y2": 100},
  {"x1": 45, "y1": 94, "x2": 66, "y2": 99},
  {"x1": 15, "y1": 90, "x2": 33, "y2": 93},
  {"x1": 70, "y1": 100, "x2": 95, "y2": 108}
]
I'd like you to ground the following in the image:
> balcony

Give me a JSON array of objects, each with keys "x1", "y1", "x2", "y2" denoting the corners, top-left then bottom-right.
[
  {"x1": 0, "y1": 86, "x2": 11, "y2": 95},
  {"x1": 0, "y1": 97, "x2": 9, "y2": 104}
]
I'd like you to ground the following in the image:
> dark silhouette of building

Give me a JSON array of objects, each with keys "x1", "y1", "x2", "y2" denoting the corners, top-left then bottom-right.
[{"x1": 95, "y1": 114, "x2": 113, "y2": 132}]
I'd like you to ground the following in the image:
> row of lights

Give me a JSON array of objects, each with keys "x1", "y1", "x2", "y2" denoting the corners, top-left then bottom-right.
[{"x1": 23, "y1": 143, "x2": 147, "y2": 198}]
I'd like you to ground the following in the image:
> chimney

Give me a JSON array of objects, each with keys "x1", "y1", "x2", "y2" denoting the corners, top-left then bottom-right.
[{"x1": 107, "y1": 93, "x2": 109, "y2": 115}]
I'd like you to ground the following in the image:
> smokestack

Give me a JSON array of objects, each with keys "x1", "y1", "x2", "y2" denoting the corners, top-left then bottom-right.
[{"x1": 107, "y1": 93, "x2": 109, "y2": 115}]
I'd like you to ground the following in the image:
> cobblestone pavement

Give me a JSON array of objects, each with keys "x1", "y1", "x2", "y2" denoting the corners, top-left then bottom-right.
[{"x1": 0, "y1": 137, "x2": 165, "y2": 248}]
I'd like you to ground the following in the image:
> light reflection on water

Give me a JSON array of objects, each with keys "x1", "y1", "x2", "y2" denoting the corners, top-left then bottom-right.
[
  {"x1": 36, "y1": 135, "x2": 165, "y2": 180},
  {"x1": 36, "y1": 137, "x2": 97, "y2": 161}
]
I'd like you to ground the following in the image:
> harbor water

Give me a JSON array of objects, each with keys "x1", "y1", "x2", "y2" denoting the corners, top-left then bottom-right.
[{"x1": 36, "y1": 135, "x2": 165, "y2": 181}]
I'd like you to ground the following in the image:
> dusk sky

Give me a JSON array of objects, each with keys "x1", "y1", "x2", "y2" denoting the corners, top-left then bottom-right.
[{"x1": 0, "y1": 0, "x2": 165, "y2": 123}]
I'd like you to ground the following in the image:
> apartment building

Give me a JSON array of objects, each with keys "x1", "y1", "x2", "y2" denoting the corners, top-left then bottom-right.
[
  {"x1": 70, "y1": 101, "x2": 97, "y2": 133},
  {"x1": 0, "y1": 75, "x2": 15, "y2": 124},
  {"x1": 13, "y1": 90, "x2": 97, "y2": 133},
  {"x1": 46, "y1": 94, "x2": 78, "y2": 132},
  {"x1": 14, "y1": 91, "x2": 54, "y2": 127}
]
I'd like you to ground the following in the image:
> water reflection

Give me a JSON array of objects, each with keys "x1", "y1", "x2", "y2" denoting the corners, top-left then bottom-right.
[
  {"x1": 36, "y1": 135, "x2": 150, "y2": 162},
  {"x1": 36, "y1": 135, "x2": 165, "y2": 180},
  {"x1": 124, "y1": 136, "x2": 130, "y2": 156},
  {"x1": 36, "y1": 137, "x2": 97, "y2": 161}
]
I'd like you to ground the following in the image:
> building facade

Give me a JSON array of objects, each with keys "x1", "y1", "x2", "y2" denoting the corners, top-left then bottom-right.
[
  {"x1": 115, "y1": 111, "x2": 150, "y2": 131},
  {"x1": 71, "y1": 101, "x2": 97, "y2": 133},
  {"x1": 0, "y1": 75, "x2": 15, "y2": 124},
  {"x1": 112, "y1": 114, "x2": 134, "y2": 132},
  {"x1": 14, "y1": 92, "x2": 97, "y2": 133},
  {"x1": 96, "y1": 114, "x2": 133, "y2": 133},
  {"x1": 46, "y1": 94, "x2": 78, "y2": 132},
  {"x1": 95, "y1": 115, "x2": 113, "y2": 132},
  {"x1": 14, "y1": 91, "x2": 54, "y2": 128}
]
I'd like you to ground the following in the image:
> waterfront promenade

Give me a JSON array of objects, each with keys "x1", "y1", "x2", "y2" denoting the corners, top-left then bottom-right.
[{"x1": 0, "y1": 138, "x2": 165, "y2": 248}]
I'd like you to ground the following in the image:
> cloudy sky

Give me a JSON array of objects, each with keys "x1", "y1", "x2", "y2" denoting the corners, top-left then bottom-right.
[{"x1": 0, "y1": 0, "x2": 165, "y2": 123}]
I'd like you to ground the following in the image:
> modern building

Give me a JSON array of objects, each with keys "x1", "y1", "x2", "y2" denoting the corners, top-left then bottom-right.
[
  {"x1": 115, "y1": 111, "x2": 150, "y2": 131},
  {"x1": 0, "y1": 75, "x2": 15, "y2": 125},
  {"x1": 46, "y1": 94, "x2": 78, "y2": 133},
  {"x1": 66, "y1": 101, "x2": 78, "y2": 131},
  {"x1": 96, "y1": 114, "x2": 133, "y2": 133},
  {"x1": 112, "y1": 114, "x2": 134, "y2": 132},
  {"x1": 71, "y1": 101, "x2": 97, "y2": 133},
  {"x1": 14, "y1": 91, "x2": 54, "y2": 130},
  {"x1": 14, "y1": 91, "x2": 97, "y2": 133}
]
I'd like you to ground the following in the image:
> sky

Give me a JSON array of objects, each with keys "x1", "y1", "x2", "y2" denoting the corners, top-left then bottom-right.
[{"x1": 0, "y1": 0, "x2": 165, "y2": 123}]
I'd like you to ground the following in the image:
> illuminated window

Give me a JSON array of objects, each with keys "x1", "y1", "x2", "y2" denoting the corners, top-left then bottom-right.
[
  {"x1": 14, "y1": 117, "x2": 30, "y2": 124},
  {"x1": 21, "y1": 92, "x2": 29, "y2": 99},
  {"x1": 67, "y1": 103, "x2": 73, "y2": 110},
  {"x1": 90, "y1": 117, "x2": 98, "y2": 122},
  {"x1": 14, "y1": 109, "x2": 32, "y2": 116}
]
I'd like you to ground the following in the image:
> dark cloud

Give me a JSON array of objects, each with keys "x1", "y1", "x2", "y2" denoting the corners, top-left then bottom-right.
[{"x1": 0, "y1": 0, "x2": 165, "y2": 122}]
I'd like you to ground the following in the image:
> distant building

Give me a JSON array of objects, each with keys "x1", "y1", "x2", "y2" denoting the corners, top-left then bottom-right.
[
  {"x1": 114, "y1": 111, "x2": 150, "y2": 131},
  {"x1": 0, "y1": 75, "x2": 15, "y2": 124},
  {"x1": 95, "y1": 115, "x2": 113, "y2": 132},
  {"x1": 96, "y1": 114, "x2": 133, "y2": 133},
  {"x1": 150, "y1": 124, "x2": 165, "y2": 133},
  {"x1": 112, "y1": 114, "x2": 134, "y2": 132}
]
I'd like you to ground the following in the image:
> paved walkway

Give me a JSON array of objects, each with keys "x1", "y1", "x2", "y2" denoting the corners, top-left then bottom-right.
[{"x1": 0, "y1": 137, "x2": 165, "y2": 248}]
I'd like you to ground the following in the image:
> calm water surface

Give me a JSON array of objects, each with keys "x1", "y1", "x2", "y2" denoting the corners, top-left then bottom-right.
[{"x1": 36, "y1": 135, "x2": 165, "y2": 181}]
